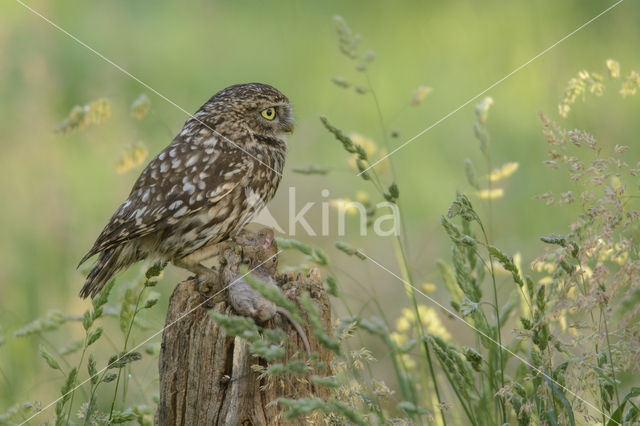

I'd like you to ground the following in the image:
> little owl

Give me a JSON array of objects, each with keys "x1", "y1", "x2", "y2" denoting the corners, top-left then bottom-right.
[{"x1": 78, "y1": 83, "x2": 293, "y2": 298}]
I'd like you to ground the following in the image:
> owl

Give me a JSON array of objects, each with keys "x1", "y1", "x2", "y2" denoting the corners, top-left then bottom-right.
[{"x1": 78, "y1": 83, "x2": 293, "y2": 298}]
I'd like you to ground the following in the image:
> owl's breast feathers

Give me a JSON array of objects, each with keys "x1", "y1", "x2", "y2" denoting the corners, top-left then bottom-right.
[{"x1": 79, "y1": 131, "x2": 285, "y2": 265}]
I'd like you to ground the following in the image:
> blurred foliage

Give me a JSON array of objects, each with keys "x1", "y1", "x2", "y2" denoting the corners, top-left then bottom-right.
[
  {"x1": 115, "y1": 141, "x2": 149, "y2": 174},
  {"x1": 53, "y1": 98, "x2": 111, "y2": 135},
  {"x1": 1, "y1": 0, "x2": 640, "y2": 423},
  {"x1": 558, "y1": 59, "x2": 639, "y2": 117}
]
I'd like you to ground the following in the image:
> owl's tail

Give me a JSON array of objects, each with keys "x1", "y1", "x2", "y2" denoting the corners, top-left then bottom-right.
[{"x1": 79, "y1": 247, "x2": 124, "y2": 299}]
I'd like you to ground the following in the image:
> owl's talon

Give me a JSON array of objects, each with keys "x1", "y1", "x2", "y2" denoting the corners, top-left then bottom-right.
[{"x1": 197, "y1": 276, "x2": 213, "y2": 294}]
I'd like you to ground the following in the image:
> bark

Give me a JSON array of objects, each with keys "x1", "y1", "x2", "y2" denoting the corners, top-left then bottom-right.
[{"x1": 156, "y1": 230, "x2": 332, "y2": 425}]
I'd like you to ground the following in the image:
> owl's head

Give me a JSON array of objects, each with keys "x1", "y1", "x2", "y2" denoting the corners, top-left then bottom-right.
[{"x1": 203, "y1": 83, "x2": 294, "y2": 141}]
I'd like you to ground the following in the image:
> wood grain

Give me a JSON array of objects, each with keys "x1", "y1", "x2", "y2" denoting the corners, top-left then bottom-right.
[{"x1": 156, "y1": 230, "x2": 332, "y2": 425}]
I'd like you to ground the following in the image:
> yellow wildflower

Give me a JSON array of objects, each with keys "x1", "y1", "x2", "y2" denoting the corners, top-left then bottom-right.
[
  {"x1": 476, "y1": 188, "x2": 504, "y2": 200},
  {"x1": 347, "y1": 133, "x2": 389, "y2": 175},
  {"x1": 396, "y1": 316, "x2": 411, "y2": 332},
  {"x1": 54, "y1": 98, "x2": 111, "y2": 135},
  {"x1": 390, "y1": 332, "x2": 406, "y2": 346},
  {"x1": 578, "y1": 265, "x2": 593, "y2": 279},
  {"x1": 355, "y1": 191, "x2": 370, "y2": 204},
  {"x1": 610, "y1": 175, "x2": 622, "y2": 190},
  {"x1": 417, "y1": 305, "x2": 451, "y2": 340},
  {"x1": 372, "y1": 148, "x2": 389, "y2": 175},
  {"x1": 475, "y1": 97, "x2": 494, "y2": 124},
  {"x1": 115, "y1": 141, "x2": 149, "y2": 174},
  {"x1": 400, "y1": 308, "x2": 415, "y2": 322},
  {"x1": 422, "y1": 283, "x2": 436, "y2": 294},
  {"x1": 606, "y1": 59, "x2": 620, "y2": 79},
  {"x1": 329, "y1": 198, "x2": 360, "y2": 215},
  {"x1": 612, "y1": 247, "x2": 628, "y2": 265},
  {"x1": 532, "y1": 261, "x2": 556, "y2": 274},
  {"x1": 558, "y1": 309, "x2": 568, "y2": 331},
  {"x1": 410, "y1": 86, "x2": 432, "y2": 106},
  {"x1": 130, "y1": 93, "x2": 151, "y2": 120},
  {"x1": 620, "y1": 70, "x2": 640, "y2": 97},
  {"x1": 558, "y1": 69, "x2": 604, "y2": 117},
  {"x1": 349, "y1": 133, "x2": 378, "y2": 157},
  {"x1": 489, "y1": 162, "x2": 519, "y2": 182}
]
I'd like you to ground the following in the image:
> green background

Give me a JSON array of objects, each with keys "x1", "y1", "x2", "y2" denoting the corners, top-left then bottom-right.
[{"x1": 1, "y1": 0, "x2": 638, "y2": 418}]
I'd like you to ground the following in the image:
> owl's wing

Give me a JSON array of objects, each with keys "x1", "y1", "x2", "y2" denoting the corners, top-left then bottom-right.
[{"x1": 79, "y1": 136, "x2": 250, "y2": 265}]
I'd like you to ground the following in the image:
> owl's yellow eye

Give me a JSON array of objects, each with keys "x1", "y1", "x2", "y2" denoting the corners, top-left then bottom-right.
[{"x1": 261, "y1": 107, "x2": 276, "y2": 120}]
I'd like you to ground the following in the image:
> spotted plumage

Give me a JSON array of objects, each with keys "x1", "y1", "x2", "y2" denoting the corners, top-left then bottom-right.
[{"x1": 79, "y1": 83, "x2": 292, "y2": 298}]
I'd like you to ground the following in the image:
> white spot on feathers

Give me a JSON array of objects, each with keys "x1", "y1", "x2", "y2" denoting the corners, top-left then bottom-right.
[
  {"x1": 245, "y1": 188, "x2": 263, "y2": 207},
  {"x1": 173, "y1": 206, "x2": 188, "y2": 218},
  {"x1": 185, "y1": 153, "x2": 200, "y2": 167},
  {"x1": 183, "y1": 182, "x2": 195, "y2": 194},
  {"x1": 135, "y1": 207, "x2": 147, "y2": 218},
  {"x1": 169, "y1": 200, "x2": 183, "y2": 210},
  {"x1": 225, "y1": 169, "x2": 241, "y2": 178}
]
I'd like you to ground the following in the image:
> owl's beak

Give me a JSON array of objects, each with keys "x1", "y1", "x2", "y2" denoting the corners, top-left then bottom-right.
[{"x1": 284, "y1": 123, "x2": 294, "y2": 134}]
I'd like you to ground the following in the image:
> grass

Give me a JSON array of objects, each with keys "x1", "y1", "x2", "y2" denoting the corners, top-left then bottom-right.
[
  {"x1": 1, "y1": 9, "x2": 640, "y2": 426},
  {"x1": 279, "y1": 17, "x2": 640, "y2": 425}
]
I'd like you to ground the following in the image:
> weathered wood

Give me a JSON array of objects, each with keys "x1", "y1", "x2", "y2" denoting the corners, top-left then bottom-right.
[{"x1": 156, "y1": 229, "x2": 332, "y2": 425}]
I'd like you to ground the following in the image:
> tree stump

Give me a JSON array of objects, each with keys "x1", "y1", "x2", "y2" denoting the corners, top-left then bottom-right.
[{"x1": 156, "y1": 229, "x2": 333, "y2": 425}]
